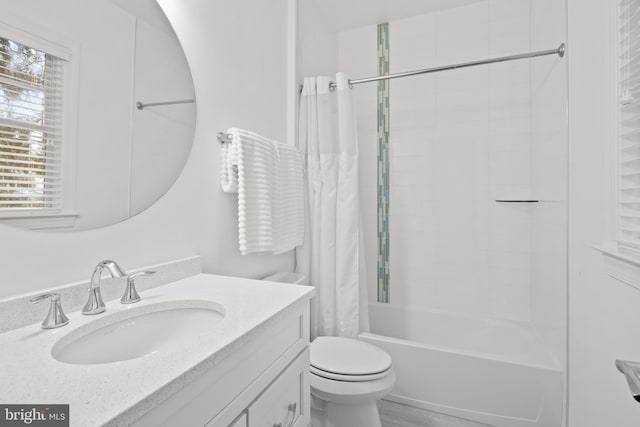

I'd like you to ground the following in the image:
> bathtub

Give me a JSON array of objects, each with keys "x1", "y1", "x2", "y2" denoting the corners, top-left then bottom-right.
[{"x1": 359, "y1": 304, "x2": 563, "y2": 427}]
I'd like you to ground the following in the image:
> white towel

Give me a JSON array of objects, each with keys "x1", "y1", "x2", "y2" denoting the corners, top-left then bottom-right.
[{"x1": 221, "y1": 128, "x2": 304, "y2": 255}]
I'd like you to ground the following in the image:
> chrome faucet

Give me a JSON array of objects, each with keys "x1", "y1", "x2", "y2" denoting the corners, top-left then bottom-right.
[
  {"x1": 82, "y1": 260, "x2": 126, "y2": 315},
  {"x1": 121, "y1": 271, "x2": 156, "y2": 304},
  {"x1": 29, "y1": 293, "x2": 69, "y2": 329}
]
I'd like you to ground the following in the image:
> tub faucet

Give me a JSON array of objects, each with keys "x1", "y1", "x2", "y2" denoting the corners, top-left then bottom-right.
[{"x1": 82, "y1": 260, "x2": 126, "y2": 315}]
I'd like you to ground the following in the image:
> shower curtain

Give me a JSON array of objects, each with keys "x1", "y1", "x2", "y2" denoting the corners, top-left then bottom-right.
[{"x1": 296, "y1": 73, "x2": 369, "y2": 339}]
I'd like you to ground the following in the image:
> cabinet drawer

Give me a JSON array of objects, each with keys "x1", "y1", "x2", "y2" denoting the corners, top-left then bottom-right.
[{"x1": 248, "y1": 348, "x2": 309, "y2": 427}]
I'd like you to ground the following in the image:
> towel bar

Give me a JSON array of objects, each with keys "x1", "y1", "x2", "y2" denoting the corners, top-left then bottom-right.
[
  {"x1": 217, "y1": 132, "x2": 233, "y2": 143},
  {"x1": 136, "y1": 99, "x2": 194, "y2": 110}
]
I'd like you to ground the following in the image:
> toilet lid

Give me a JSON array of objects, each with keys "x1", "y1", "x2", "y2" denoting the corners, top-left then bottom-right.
[
  {"x1": 310, "y1": 365, "x2": 392, "y2": 382},
  {"x1": 310, "y1": 337, "x2": 392, "y2": 378}
]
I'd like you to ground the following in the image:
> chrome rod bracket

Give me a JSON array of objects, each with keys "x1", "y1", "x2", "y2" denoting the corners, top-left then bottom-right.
[
  {"x1": 217, "y1": 132, "x2": 233, "y2": 143},
  {"x1": 558, "y1": 43, "x2": 566, "y2": 58}
]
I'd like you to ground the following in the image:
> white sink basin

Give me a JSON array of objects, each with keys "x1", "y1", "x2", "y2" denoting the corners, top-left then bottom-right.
[{"x1": 52, "y1": 300, "x2": 225, "y2": 365}]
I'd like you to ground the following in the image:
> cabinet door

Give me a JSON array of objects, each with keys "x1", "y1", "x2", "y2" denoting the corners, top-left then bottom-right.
[{"x1": 247, "y1": 348, "x2": 309, "y2": 427}]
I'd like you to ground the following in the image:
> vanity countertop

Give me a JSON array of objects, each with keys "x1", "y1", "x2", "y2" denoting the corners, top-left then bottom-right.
[{"x1": 0, "y1": 274, "x2": 314, "y2": 426}]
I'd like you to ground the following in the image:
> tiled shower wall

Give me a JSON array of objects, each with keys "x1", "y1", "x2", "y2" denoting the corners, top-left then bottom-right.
[
  {"x1": 529, "y1": 0, "x2": 568, "y2": 364},
  {"x1": 340, "y1": 0, "x2": 538, "y2": 321}
]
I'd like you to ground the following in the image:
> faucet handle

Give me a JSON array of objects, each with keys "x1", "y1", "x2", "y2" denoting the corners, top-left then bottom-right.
[
  {"x1": 121, "y1": 271, "x2": 156, "y2": 304},
  {"x1": 29, "y1": 293, "x2": 69, "y2": 329},
  {"x1": 29, "y1": 293, "x2": 59, "y2": 303}
]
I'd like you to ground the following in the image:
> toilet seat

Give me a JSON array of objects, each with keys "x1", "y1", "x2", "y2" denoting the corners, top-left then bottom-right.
[
  {"x1": 310, "y1": 337, "x2": 392, "y2": 382},
  {"x1": 311, "y1": 365, "x2": 391, "y2": 381}
]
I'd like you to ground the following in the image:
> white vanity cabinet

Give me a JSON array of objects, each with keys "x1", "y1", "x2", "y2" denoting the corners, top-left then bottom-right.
[
  {"x1": 244, "y1": 348, "x2": 308, "y2": 427},
  {"x1": 221, "y1": 348, "x2": 308, "y2": 427},
  {"x1": 132, "y1": 299, "x2": 311, "y2": 427}
]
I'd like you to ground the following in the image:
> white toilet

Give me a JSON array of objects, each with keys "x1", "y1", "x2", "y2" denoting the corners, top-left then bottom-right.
[
  {"x1": 263, "y1": 272, "x2": 396, "y2": 427},
  {"x1": 309, "y1": 336, "x2": 395, "y2": 427}
]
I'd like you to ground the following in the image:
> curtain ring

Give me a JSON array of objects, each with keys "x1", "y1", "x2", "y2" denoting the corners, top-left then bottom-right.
[{"x1": 329, "y1": 82, "x2": 336, "y2": 92}]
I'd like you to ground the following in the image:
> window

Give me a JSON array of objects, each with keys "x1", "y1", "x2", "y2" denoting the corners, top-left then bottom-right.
[
  {"x1": 618, "y1": 0, "x2": 640, "y2": 251},
  {"x1": 0, "y1": 36, "x2": 65, "y2": 214}
]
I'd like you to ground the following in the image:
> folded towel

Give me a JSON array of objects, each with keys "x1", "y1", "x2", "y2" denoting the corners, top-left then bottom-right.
[
  {"x1": 273, "y1": 141, "x2": 305, "y2": 254},
  {"x1": 221, "y1": 128, "x2": 304, "y2": 255}
]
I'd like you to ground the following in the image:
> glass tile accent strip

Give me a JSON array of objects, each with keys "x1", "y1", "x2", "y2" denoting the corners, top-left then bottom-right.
[{"x1": 377, "y1": 22, "x2": 390, "y2": 303}]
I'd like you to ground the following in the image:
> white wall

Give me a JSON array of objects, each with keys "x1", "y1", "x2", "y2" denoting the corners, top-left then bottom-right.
[
  {"x1": 529, "y1": 0, "x2": 568, "y2": 368},
  {"x1": 0, "y1": 0, "x2": 294, "y2": 299},
  {"x1": 129, "y1": 17, "x2": 196, "y2": 217},
  {"x1": 339, "y1": 0, "x2": 537, "y2": 321},
  {"x1": 297, "y1": 1, "x2": 338, "y2": 82},
  {"x1": 567, "y1": 0, "x2": 640, "y2": 425},
  {"x1": 68, "y1": 0, "x2": 134, "y2": 229}
]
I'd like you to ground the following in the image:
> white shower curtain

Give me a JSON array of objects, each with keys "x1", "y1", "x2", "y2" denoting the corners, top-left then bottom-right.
[{"x1": 296, "y1": 73, "x2": 369, "y2": 339}]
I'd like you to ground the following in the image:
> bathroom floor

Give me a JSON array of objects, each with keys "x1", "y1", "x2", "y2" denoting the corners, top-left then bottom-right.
[{"x1": 378, "y1": 400, "x2": 494, "y2": 427}]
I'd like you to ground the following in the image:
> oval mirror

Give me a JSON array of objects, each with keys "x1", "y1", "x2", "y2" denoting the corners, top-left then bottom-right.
[{"x1": 0, "y1": 0, "x2": 196, "y2": 231}]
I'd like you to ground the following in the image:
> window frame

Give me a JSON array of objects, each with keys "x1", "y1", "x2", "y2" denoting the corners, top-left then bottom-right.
[
  {"x1": 596, "y1": 0, "x2": 640, "y2": 272},
  {"x1": 615, "y1": 0, "x2": 640, "y2": 256},
  {"x1": 0, "y1": 16, "x2": 78, "y2": 229}
]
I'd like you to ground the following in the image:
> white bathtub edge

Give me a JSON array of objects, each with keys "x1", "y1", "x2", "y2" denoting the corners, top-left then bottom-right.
[
  {"x1": 359, "y1": 331, "x2": 562, "y2": 372},
  {"x1": 382, "y1": 394, "x2": 543, "y2": 427}
]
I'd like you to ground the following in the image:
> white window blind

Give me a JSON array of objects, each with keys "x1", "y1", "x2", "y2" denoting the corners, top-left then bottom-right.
[
  {"x1": 0, "y1": 36, "x2": 64, "y2": 212},
  {"x1": 618, "y1": 0, "x2": 640, "y2": 249}
]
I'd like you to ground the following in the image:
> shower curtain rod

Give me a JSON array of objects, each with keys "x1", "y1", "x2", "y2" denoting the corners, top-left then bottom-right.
[
  {"x1": 135, "y1": 99, "x2": 195, "y2": 110},
  {"x1": 316, "y1": 43, "x2": 565, "y2": 92}
]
